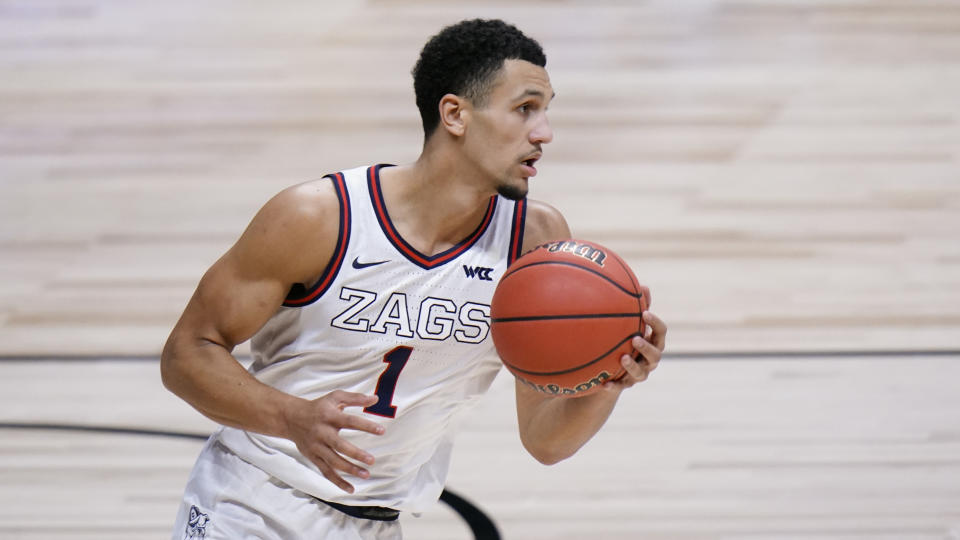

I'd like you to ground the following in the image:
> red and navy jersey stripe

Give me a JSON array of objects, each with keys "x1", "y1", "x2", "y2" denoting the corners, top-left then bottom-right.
[
  {"x1": 368, "y1": 164, "x2": 498, "y2": 270},
  {"x1": 283, "y1": 172, "x2": 351, "y2": 307},
  {"x1": 508, "y1": 198, "x2": 527, "y2": 265}
]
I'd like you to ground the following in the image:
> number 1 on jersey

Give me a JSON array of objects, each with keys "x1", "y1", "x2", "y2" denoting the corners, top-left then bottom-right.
[{"x1": 364, "y1": 346, "x2": 412, "y2": 418}]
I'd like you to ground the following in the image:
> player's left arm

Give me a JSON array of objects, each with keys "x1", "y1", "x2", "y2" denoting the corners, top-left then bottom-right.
[{"x1": 512, "y1": 199, "x2": 668, "y2": 465}]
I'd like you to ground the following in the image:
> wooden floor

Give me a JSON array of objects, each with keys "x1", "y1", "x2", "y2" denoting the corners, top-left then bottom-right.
[{"x1": 2, "y1": 0, "x2": 959, "y2": 538}]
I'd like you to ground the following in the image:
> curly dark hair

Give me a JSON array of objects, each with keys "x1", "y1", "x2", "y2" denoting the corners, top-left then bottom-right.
[{"x1": 412, "y1": 19, "x2": 546, "y2": 138}]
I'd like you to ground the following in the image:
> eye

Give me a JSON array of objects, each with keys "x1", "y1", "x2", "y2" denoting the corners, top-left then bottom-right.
[{"x1": 518, "y1": 103, "x2": 531, "y2": 114}]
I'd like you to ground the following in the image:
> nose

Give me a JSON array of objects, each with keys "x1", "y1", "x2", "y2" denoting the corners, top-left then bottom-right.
[{"x1": 530, "y1": 115, "x2": 553, "y2": 145}]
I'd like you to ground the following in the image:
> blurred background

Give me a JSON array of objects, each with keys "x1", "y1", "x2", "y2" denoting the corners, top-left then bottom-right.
[{"x1": 1, "y1": 1, "x2": 959, "y2": 538}]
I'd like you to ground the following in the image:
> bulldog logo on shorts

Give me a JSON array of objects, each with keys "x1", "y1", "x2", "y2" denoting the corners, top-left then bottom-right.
[{"x1": 185, "y1": 505, "x2": 210, "y2": 539}]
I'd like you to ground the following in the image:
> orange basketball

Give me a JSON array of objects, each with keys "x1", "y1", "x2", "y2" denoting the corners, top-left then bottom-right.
[{"x1": 490, "y1": 239, "x2": 650, "y2": 397}]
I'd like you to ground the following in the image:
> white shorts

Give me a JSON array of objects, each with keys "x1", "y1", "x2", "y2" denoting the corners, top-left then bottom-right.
[{"x1": 171, "y1": 438, "x2": 402, "y2": 540}]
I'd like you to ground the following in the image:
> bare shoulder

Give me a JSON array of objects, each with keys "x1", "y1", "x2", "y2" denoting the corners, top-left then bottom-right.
[
  {"x1": 230, "y1": 177, "x2": 343, "y2": 286},
  {"x1": 521, "y1": 198, "x2": 572, "y2": 253},
  {"x1": 260, "y1": 177, "x2": 341, "y2": 228},
  {"x1": 166, "y1": 176, "x2": 344, "y2": 349}
]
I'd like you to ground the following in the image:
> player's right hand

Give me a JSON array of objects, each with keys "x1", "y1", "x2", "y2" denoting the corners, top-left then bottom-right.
[{"x1": 284, "y1": 390, "x2": 385, "y2": 493}]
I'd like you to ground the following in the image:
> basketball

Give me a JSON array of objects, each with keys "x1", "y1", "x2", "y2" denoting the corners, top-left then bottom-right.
[{"x1": 490, "y1": 239, "x2": 650, "y2": 397}]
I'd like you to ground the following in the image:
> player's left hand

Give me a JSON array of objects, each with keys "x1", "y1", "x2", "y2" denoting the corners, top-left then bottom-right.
[{"x1": 605, "y1": 310, "x2": 666, "y2": 390}]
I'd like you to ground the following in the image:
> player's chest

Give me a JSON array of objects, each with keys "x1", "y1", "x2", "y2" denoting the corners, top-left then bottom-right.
[{"x1": 320, "y1": 259, "x2": 504, "y2": 345}]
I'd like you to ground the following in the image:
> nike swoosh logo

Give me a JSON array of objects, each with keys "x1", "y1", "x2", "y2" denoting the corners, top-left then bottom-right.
[{"x1": 352, "y1": 257, "x2": 390, "y2": 269}]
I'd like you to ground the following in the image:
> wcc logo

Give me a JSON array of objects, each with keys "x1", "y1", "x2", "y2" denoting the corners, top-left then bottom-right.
[
  {"x1": 463, "y1": 265, "x2": 494, "y2": 281},
  {"x1": 184, "y1": 505, "x2": 210, "y2": 539}
]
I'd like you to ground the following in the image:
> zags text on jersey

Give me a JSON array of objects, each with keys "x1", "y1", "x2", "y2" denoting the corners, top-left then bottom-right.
[{"x1": 331, "y1": 287, "x2": 491, "y2": 344}]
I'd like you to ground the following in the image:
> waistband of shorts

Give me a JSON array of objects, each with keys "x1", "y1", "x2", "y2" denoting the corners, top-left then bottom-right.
[{"x1": 319, "y1": 498, "x2": 400, "y2": 521}]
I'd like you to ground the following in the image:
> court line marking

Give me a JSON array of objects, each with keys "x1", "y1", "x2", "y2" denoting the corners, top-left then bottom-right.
[{"x1": 0, "y1": 422, "x2": 502, "y2": 540}]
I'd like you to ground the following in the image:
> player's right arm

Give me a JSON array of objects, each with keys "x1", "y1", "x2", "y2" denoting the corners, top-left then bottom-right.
[{"x1": 161, "y1": 179, "x2": 383, "y2": 493}]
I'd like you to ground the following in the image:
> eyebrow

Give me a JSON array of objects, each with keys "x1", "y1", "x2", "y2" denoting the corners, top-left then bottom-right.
[{"x1": 514, "y1": 88, "x2": 557, "y2": 101}]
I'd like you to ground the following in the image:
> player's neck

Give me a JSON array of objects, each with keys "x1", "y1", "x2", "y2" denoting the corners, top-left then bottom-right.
[{"x1": 378, "y1": 150, "x2": 497, "y2": 257}]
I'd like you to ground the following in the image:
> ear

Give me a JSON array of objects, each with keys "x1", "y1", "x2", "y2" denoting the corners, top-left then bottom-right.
[{"x1": 438, "y1": 93, "x2": 468, "y2": 137}]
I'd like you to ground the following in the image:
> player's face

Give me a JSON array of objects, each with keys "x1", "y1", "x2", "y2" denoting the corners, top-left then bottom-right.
[{"x1": 465, "y1": 59, "x2": 554, "y2": 200}]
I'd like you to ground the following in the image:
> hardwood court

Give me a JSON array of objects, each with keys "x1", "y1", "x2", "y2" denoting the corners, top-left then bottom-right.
[{"x1": 1, "y1": 1, "x2": 959, "y2": 538}]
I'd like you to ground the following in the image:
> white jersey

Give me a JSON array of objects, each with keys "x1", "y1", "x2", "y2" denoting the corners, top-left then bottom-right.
[{"x1": 216, "y1": 164, "x2": 527, "y2": 512}]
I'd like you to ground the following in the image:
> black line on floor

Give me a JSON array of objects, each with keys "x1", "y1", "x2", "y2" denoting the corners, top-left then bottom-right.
[
  {"x1": 0, "y1": 422, "x2": 501, "y2": 540},
  {"x1": 0, "y1": 355, "x2": 168, "y2": 362},
  {"x1": 439, "y1": 488, "x2": 501, "y2": 540},
  {"x1": 0, "y1": 421, "x2": 209, "y2": 440}
]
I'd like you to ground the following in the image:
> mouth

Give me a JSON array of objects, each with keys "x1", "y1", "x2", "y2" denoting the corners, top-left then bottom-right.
[{"x1": 521, "y1": 153, "x2": 542, "y2": 177}]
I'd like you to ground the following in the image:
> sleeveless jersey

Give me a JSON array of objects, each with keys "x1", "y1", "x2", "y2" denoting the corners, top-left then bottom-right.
[{"x1": 216, "y1": 164, "x2": 528, "y2": 512}]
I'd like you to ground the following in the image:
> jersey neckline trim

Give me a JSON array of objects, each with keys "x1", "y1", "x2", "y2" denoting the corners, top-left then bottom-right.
[
  {"x1": 283, "y1": 172, "x2": 351, "y2": 307},
  {"x1": 508, "y1": 198, "x2": 527, "y2": 265},
  {"x1": 367, "y1": 164, "x2": 499, "y2": 270}
]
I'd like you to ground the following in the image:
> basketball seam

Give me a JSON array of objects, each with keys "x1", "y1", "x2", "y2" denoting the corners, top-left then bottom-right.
[
  {"x1": 609, "y1": 253, "x2": 645, "y2": 338},
  {"x1": 499, "y1": 333, "x2": 641, "y2": 376},
  {"x1": 500, "y1": 260, "x2": 643, "y2": 299}
]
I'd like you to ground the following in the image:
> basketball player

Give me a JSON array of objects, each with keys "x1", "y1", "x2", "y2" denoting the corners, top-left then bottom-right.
[{"x1": 162, "y1": 19, "x2": 667, "y2": 539}]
